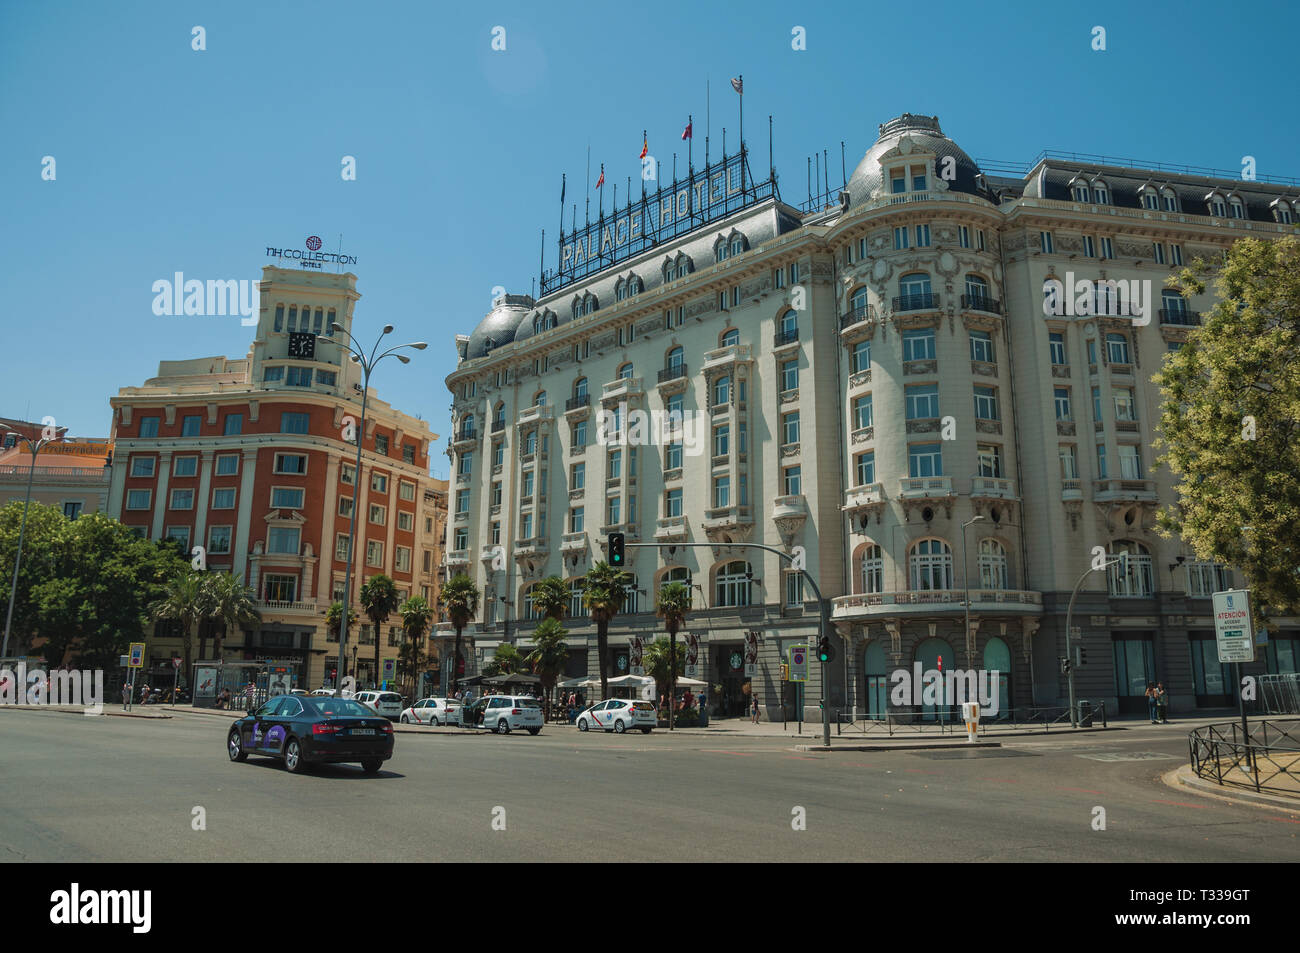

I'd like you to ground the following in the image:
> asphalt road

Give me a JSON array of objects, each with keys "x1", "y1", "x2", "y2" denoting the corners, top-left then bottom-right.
[{"x1": 2, "y1": 710, "x2": 1296, "y2": 862}]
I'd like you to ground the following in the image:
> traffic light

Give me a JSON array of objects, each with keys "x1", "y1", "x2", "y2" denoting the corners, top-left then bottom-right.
[
  {"x1": 780, "y1": 663, "x2": 790, "y2": 682},
  {"x1": 1060, "y1": 656, "x2": 1072, "y2": 675},
  {"x1": 817, "y1": 636, "x2": 833, "y2": 663},
  {"x1": 607, "y1": 532, "x2": 625, "y2": 566},
  {"x1": 1075, "y1": 646, "x2": 1088, "y2": 667}
]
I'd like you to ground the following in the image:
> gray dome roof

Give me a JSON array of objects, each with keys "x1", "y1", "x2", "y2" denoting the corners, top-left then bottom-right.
[
  {"x1": 465, "y1": 294, "x2": 534, "y2": 361},
  {"x1": 845, "y1": 114, "x2": 987, "y2": 207}
]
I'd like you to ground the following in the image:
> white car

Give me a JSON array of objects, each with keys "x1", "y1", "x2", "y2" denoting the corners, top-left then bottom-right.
[
  {"x1": 312, "y1": 687, "x2": 354, "y2": 699},
  {"x1": 354, "y1": 690, "x2": 403, "y2": 720},
  {"x1": 478, "y1": 695, "x2": 544, "y2": 735},
  {"x1": 400, "y1": 697, "x2": 462, "y2": 726},
  {"x1": 577, "y1": 699, "x2": 656, "y2": 734}
]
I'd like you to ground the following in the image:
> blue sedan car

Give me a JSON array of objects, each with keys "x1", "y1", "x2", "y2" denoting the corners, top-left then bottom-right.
[{"x1": 228, "y1": 694, "x2": 394, "y2": 774}]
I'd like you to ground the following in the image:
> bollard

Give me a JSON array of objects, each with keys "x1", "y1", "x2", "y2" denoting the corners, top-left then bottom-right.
[{"x1": 961, "y1": 701, "x2": 981, "y2": 743}]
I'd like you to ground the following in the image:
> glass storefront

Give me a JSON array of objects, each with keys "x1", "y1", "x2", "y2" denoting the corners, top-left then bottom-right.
[
  {"x1": 1189, "y1": 633, "x2": 1233, "y2": 707},
  {"x1": 1111, "y1": 633, "x2": 1155, "y2": 714},
  {"x1": 863, "y1": 640, "x2": 888, "y2": 720}
]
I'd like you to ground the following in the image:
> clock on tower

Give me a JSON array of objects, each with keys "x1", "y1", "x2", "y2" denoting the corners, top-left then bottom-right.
[{"x1": 287, "y1": 331, "x2": 316, "y2": 360}]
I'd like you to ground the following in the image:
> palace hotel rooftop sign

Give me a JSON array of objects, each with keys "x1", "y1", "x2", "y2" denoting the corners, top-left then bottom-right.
[{"x1": 541, "y1": 151, "x2": 777, "y2": 297}]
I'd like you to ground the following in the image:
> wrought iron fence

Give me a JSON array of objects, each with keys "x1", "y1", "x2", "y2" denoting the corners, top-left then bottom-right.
[
  {"x1": 835, "y1": 703, "x2": 1105, "y2": 735},
  {"x1": 1189, "y1": 718, "x2": 1300, "y2": 797}
]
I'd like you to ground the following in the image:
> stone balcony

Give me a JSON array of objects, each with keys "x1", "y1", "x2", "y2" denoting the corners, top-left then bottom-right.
[
  {"x1": 654, "y1": 515, "x2": 689, "y2": 542},
  {"x1": 516, "y1": 404, "x2": 554, "y2": 426},
  {"x1": 1061, "y1": 479, "x2": 1083, "y2": 502},
  {"x1": 255, "y1": 599, "x2": 322, "y2": 615},
  {"x1": 832, "y1": 588, "x2": 1043, "y2": 621},
  {"x1": 899, "y1": 476, "x2": 954, "y2": 499},
  {"x1": 560, "y1": 532, "x2": 588, "y2": 553},
  {"x1": 1093, "y1": 478, "x2": 1158, "y2": 502},
  {"x1": 842, "y1": 483, "x2": 886, "y2": 525},
  {"x1": 702, "y1": 504, "x2": 753, "y2": 532},
  {"x1": 512, "y1": 537, "x2": 549, "y2": 560},
  {"x1": 602, "y1": 377, "x2": 643, "y2": 403},
  {"x1": 446, "y1": 549, "x2": 470, "y2": 568},
  {"x1": 970, "y1": 477, "x2": 1017, "y2": 500},
  {"x1": 702, "y1": 344, "x2": 752, "y2": 372}
]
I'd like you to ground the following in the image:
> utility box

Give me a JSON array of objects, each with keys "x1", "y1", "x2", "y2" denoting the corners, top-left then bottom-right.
[{"x1": 960, "y1": 701, "x2": 981, "y2": 742}]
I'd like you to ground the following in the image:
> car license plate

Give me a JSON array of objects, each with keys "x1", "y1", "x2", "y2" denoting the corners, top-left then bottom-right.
[{"x1": 351, "y1": 728, "x2": 375, "y2": 735}]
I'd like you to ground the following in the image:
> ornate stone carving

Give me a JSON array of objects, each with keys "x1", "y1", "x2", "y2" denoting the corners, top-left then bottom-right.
[
  {"x1": 903, "y1": 359, "x2": 937, "y2": 375},
  {"x1": 975, "y1": 419, "x2": 1002, "y2": 435},
  {"x1": 1056, "y1": 421, "x2": 1076, "y2": 436},
  {"x1": 1020, "y1": 617, "x2": 1041, "y2": 664},
  {"x1": 906, "y1": 419, "x2": 941, "y2": 434},
  {"x1": 848, "y1": 369, "x2": 872, "y2": 388}
]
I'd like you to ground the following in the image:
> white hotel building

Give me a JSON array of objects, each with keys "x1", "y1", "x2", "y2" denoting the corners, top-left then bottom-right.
[{"x1": 444, "y1": 113, "x2": 1300, "y2": 720}]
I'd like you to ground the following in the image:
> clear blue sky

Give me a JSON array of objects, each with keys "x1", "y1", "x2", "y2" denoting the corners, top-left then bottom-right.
[{"x1": 3, "y1": 0, "x2": 1297, "y2": 476}]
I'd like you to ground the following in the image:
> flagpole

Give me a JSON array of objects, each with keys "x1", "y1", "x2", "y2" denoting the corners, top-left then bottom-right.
[
  {"x1": 706, "y1": 78, "x2": 710, "y2": 167},
  {"x1": 769, "y1": 115, "x2": 774, "y2": 183},
  {"x1": 688, "y1": 113, "x2": 693, "y2": 172},
  {"x1": 738, "y1": 73, "x2": 744, "y2": 198},
  {"x1": 598, "y1": 164, "x2": 605, "y2": 223},
  {"x1": 539, "y1": 228, "x2": 544, "y2": 290},
  {"x1": 585, "y1": 147, "x2": 591, "y2": 226},
  {"x1": 641, "y1": 130, "x2": 647, "y2": 198}
]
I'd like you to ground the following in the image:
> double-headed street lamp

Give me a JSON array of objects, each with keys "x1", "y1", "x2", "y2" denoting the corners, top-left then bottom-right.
[
  {"x1": 319, "y1": 324, "x2": 427, "y2": 697},
  {"x1": 2, "y1": 430, "x2": 63, "y2": 659}
]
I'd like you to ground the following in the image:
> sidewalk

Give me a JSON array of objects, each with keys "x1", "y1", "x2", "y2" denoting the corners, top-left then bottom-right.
[{"x1": 0, "y1": 703, "x2": 171, "y2": 719}]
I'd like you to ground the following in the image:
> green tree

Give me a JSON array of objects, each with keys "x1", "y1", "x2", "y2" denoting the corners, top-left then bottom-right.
[
  {"x1": 204, "y1": 572, "x2": 260, "y2": 661},
  {"x1": 359, "y1": 575, "x2": 401, "y2": 688},
  {"x1": 656, "y1": 580, "x2": 692, "y2": 730},
  {"x1": 526, "y1": 617, "x2": 570, "y2": 714},
  {"x1": 581, "y1": 561, "x2": 631, "y2": 701},
  {"x1": 530, "y1": 575, "x2": 570, "y2": 621},
  {"x1": 642, "y1": 636, "x2": 687, "y2": 704},
  {"x1": 483, "y1": 641, "x2": 523, "y2": 677},
  {"x1": 399, "y1": 595, "x2": 433, "y2": 697},
  {"x1": 28, "y1": 512, "x2": 186, "y2": 668},
  {"x1": 325, "y1": 601, "x2": 358, "y2": 685},
  {"x1": 437, "y1": 574, "x2": 479, "y2": 693},
  {"x1": 150, "y1": 570, "x2": 213, "y2": 684},
  {"x1": 1153, "y1": 235, "x2": 1300, "y2": 621},
  {"x1": 0, "y1": 501, "x2": 76, "y2": 655}
]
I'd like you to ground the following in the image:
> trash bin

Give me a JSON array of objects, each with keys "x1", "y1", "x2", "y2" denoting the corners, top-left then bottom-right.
[{"x1": 1078, "y1": 700, "x2": 1094, "y2": 727}]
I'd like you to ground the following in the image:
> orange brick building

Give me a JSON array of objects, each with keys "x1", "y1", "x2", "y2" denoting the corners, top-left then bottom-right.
[{"x1": 107, "y1": 267, "x2": 443, "y2": 689}]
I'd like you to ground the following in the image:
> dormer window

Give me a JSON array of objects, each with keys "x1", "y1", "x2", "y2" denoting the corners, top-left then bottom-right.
[
  {"x1": 1072, "y1": 182, "x2": 1091, "y2": 203},
  {"x1": 1091, "y1": 181, "x2": 1109, "y2": 205},
  {"x1": 1272, "y1": 200, "x2": 1294, "y2": 225},
  {"x1": 1228, "y1": 196, "x2": 1246, "y2": 220},
  {"x1": 1208, "y1": 193, "x2": 1227, "y2": 217},
  {"x1": 1140, "y1": 187, "x2": 1158, "y2": 210},
  {"x1": 891, "y1": 169, "x2": 906, "y2": 194},
  {"x1": 1161, "y1": 188, "x2": 1178, "y2": 212}
]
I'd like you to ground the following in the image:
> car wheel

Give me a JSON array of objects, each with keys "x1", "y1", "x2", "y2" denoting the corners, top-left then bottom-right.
[
  {"x1": 400, "y1": 714, "x2": 410, "y2": 724},
  {"x1": 528, "y1": 727, "x2": 541, "y2": 736},
  {"x1": 497, "y1": 719, "x2": 511, "y2": 734},
  {"x1": 433, "y1": 717, "x2": 441, "y2": 726},
  {"x1": 361, "y1": 759, "x2": 382, "y2": 774},
  {"x1": 284, "y1": 738, "x2": 306, "y2": 774},
  {"x1": 578, "y1": 718, "x2": 589, "y2": 732},
  {"x1": 228, "y1": 730, "x2": 247, "y2": 762},
  {"x1": 614, "y1": 719, "x2": 626, "y2": 734}
]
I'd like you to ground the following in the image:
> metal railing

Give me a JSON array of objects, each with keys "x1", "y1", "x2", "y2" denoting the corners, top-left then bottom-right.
[
  {"x1": 960, "y1": 294, "x2": 1002, "y2": 315},
  {"x1": 1255, "y1": 674, "x2": 1300, "y2": 715},
  {"x1": 836, "y1": 703, "x2": 1105, "y2": 735},
  {"x1": 1189, "y1": 718, "x2": 1300, "y2": 797},
  {"x1": 773, "y1": 327, "x2": 799, "y2": 347},
  {"x1": 892, "y1": 292, "x2": 940, "y2": 313},
  {"x1": 1158, "y1": 308, "x2": 1201, "y2": 326},
  {"x1": 565, "y1": 394, "x2": 590, "y2": 411},
  {"x1": 840, "y1": 304, "x2": 875, "y2": 329},
  {"x1": 657, "y1": 364, "x2": 687, "y2": 383}
]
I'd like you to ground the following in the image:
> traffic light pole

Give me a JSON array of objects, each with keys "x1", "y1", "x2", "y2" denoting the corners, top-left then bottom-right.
[{"x1": 619, "y1": 539, "x2": 833, "y2": 747}]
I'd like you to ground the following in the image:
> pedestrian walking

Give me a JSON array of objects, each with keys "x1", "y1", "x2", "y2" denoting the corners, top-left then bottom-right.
[
  {"x1": 121, "y1": 680, "x2": 130, "y2": 707},
  {"x1": 751, "y1": 694, "x2": 760, "y2": 724},
  {"x1": 1156, "y1": 682, "x2": 1169, "y2": 723},
  {"x1": 1145, "y1": 683, "x2": 1158, "y2": 723}
]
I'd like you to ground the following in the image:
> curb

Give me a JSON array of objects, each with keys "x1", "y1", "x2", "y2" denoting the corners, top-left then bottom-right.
[
  {"x1": 1166, "y1": 765, "x2": 1300, "y2": 812},
  {"x1": 795, "y1": 740, "x2": 1003, "y2": 752},
  {"x1": 1, "y1": 704, "x2": 171, "y2": 720}
]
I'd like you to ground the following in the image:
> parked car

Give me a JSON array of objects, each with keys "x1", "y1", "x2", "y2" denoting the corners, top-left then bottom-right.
[
  {"x1": 227, "y1": 695, "x2": 394, "y2": 774},
  {"x1": 463, "y1": 695, "x2": 543, "y2": 735},
  {"x1": 353, "y1": 690, "x2": 403, "y2": 720},
  {"x1": 400, "y1": 697, "x2": 462, "y2": 726},
  {"x1": 576, "y1": 699, "x2": 657, "y2": 734}
]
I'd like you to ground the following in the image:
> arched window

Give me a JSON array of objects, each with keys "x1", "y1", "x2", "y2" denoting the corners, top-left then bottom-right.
[
  {"x1": 1105, "y1": 333, "x2": 1131, "y2": 364},
  {"x1": 573, "y1": 377, "x2": 588, "y2": 399},
  {"x1": 1139, "y1": 186, "x2": 1159, "y2": 210},
  {"x1": 460, "y1": 414, "x2": 475, "y2": 438},
  {"x1": 523, "y1": 584, "x2": 541, "y2": 621},
  {"x1": 628, "y1": 276, "x2": 641, "y2": 297},
  {"x1": 572, "y1": 299, "x2": 583, "y2": 319},
  {"x1": 663, "y1": 261, "x2": 674, "y2": 283},
  {"x1": 1161, "y1": 290, "x2": 1189, "y2": 324},
  {"x1": 861, "y1": 544, "x2": 884, "y2": 594},
  {"x1": 675, "y1": 255, "x2": 691, "y2": 279},
  {"x1": 715, "y1": 239, "x2": 729, "y2": 263},
  {"x1": 1108, "y1": 541, "x2": 1154, "y2": 597},
  {"x1": 899, "y1": 272, "x2": 932, "y2": 302},
  {"x1": 1091, "y1": 179, "x2": 1110, "y2": 205},
  {"x1": 533, "y1": 314, "x2": 545, "y2": 334},
  {"x1": 1272, "y1": 200, "x2": 1294, "y2": 225},
  {"x1": 1160, "y1": 188, "x2": 1178, "y2": 212},
  {"x1": 964, "y1": 275, "x2": 991, "y2": 310},
  {"x1": 615, "y1": 279, "x2": 627, "y2": 302},
  {"x1": 524, "y1": 430, "x2": 537, "y2": 455},
  {"x1": 778, "y1": 309, "x2": 798, "y2": 338},
  {"x1": 909, "y1": 539, "x2": 953, "y2": 591},
  {"x1": 666, "y1": 346, "x2": 684, "y2": 370},
  {"x1": 492, "y1": 403, "x2": 505, "y2": 428},
  {"x1": 533, "y1": 390, "x2": 547, "y2": 407},
  {"x1": 977, "y1": 538, "x2": 1009, "y2": 590},
  {"x1": 617, "y1": 362, "x2": 634, "y2": 380},
  {"x1": 715, "y1": 560, "x2": 752, "y2": 607},
  {"x1": 983, "y1": 637, "x2": 1012, "y2": 718},
  {"x1": 1070, "y1": 177, "x2": 1091, "y2": 203},
  {"x1": 1228, "y1": 196, "x2": 1246, "y2": 220},
  {"x1": 713, "y1": 374, "x2": 731, "y2": 406},
  {"x1": 850, "y1": 286, "x2": 870, "y2": 316},
  {"x1": 1207, "y1": 192, "x2": 1227, "y2": 218},
  {"x1": 661, "y1": 566, "x2": 690, "y2": 589},
  {"x1": 731, "y1": 235, "x2": 744, "y2": 257},
  {"x1": 720, "y1": 328, "x2": 740, "y2": 348}
]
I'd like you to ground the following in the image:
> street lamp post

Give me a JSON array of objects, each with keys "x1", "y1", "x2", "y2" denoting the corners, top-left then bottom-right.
[
  {"x1": 1063, "y1": 552, "x2": 1128, "y2": 727},
  {"x1": 319, "y1": 324, "x2": 427, "y2": 698},
  {"x1": 2, "y1": 431, "x2": 62, "y2": 659}
]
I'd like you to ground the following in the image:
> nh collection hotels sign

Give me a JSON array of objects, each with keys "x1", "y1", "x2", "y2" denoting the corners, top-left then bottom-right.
[
  {"x1": 541, "y1": 151, "x2": 777, "y2": 296},
  {"x1": 266, "y1": 235, "x2": 358, "y2": 270}
]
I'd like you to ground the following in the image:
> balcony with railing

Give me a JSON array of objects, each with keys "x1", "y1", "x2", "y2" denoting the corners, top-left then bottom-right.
[
  {"x1": 446, "y1": 549, "x2": 471, "y2": 566},
  {"x1": 512, "y1": 537, "x2": 549, "y2": 559},
  {"x1": 892, "y1": 292, "x2": 941, "y2": 313},
  {"x1": 255, "y1": 598, "x2": 322, "y2": 615},
  {"x1": 602, "y1": 376, "x2": 643, "y2": 403},
  {"x1": 839, "y1": 303, "x2": 876, "y2": 333},
  {"x1": 772, "y1": 327, "x2": 800, "y2": 350},
  {"x1": 1093, "y1": 478, "x2": 1158, "y2": 502},
  {"x1": 703, "y1": 344, "x2": 752, "y2": 372},
  {"x1": 970, "y1": 477, "x2": 1017, "y2": 500},
  {"x1": 516, "y1": 404, "x2": 553, "y2": 426},
  {"x1": 560, "y1": 531, "x2": 588, "y2": 553},
  {"x1": 960, "y1": 294, "x2": 1002, "y2": 315},
  {"x1": 0, "y1": 465, "x2": 110, "y2": 484},
  {"x1": 565, "y1": 393, "x2": 591, "y2": 414},
  {"x1": 833, "y1": 588, "x2": 1043, "y2": 620},
  {"x1": 899, "y1": 476, "x2": 954, "y2": 499},
  {"x1": 657, "y1": 364, "x2": 687, "y2": 383},
  {"x1": 491, "y1": 418, "x2": 506, "y2": 433},
  {"x1": 702, "y1": 504, "x2": 752, "y2": 532},
  {"x1": 654, "y1": 514, "x2": 688, "y2": 541},
  {"x1": 451, "y1": 427, "x2": 478, "y2": 447},
  {"x1": 1061, "y1": 479, "x2": 1083, "y2": 502},
  {"x1": 1159, "y1": 308, "x2": 1201, "y2": 327}
]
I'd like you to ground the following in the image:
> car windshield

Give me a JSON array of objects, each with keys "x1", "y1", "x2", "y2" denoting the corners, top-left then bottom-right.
[{"x1": 306, "y1": 699, "x2": 374, "y2": 718}]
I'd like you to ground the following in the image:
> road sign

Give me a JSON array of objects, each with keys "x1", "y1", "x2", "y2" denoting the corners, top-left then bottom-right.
[
  {"x1": 788, "y1": 644, "x2": 808, "y2": 682},
  {"x1": 172, "y1": 657, "x2": 182, "y2": 669},
  {"x1": 382, "y1": 658, "x2": 396, "y2": 680},
  {"x1": 1212, "y1": 589, "x2": 1256, "y2": 664},
  {"x1": 128, "y1": 643, "x2": 145, "y2": 668}
]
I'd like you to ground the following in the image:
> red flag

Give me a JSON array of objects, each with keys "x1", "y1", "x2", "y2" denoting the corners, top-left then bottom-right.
[
  {"x1": 595, "y1": 164, "x2": 605, "y2": 189},
  {"x1": 639, "y1": 136, "x2": 648, "y2": 159},
  {"x1": 681, "y1": 122, "x2": 692, "y2": 140}
]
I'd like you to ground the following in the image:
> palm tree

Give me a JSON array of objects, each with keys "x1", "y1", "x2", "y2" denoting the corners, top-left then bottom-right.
[
  {"x1": 642, "y1": 637, "x2": 687, "y2": 716},
  {"x1": 581, "y1": 561, "x2": 631, "y2": 701},
  {"x1": 358, "y1": 575, "x2": 401, "y2": 688},
  {"x1": 399, "y1": 595, "x2": 433, "y2": 698},
  {"x1": 656, "y1": 580, "x2": 692, "y2": 730},
  {"x1": 526, "y1": 617, "x2": 570, "y2": 717},
  {"x1": 437, "y1": 574, "x2": 479, "y2": 694},
  {"x1": 150, "y1": 571, "x2": 211, "y2": 687},
  {"x1": 483, "y1": 642, "x2": 523, "y2": 676},
  {"x1": 204, "y1": 572, "x2": 260, "y2": 662},
  {"x1": 325, "y1": 601, "x2": 358, "y2": 685},
  {"x1": 531, "y1": 575, "x2": 570, "y2": 622}
]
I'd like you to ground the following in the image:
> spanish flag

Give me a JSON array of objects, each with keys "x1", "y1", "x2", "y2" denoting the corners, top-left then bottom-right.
[
  {"x1": 639, "y1": 135, "x2": 648, "y2": 160},
  {"x1": 595, "y1": 164, "x2": 605, "y2": 189}
]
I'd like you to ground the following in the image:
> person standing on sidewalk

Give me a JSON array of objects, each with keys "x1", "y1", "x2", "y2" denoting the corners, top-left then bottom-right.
[
  {"x1": 751, "y1": 693, "x2": 760, "y2": 724},
  {"x1": 1155, "y1": 682, "x2": 1169, "y2": 723},
  {"x1": 1145, "y1": 683, "x2": 1158, "y2": 723}
]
